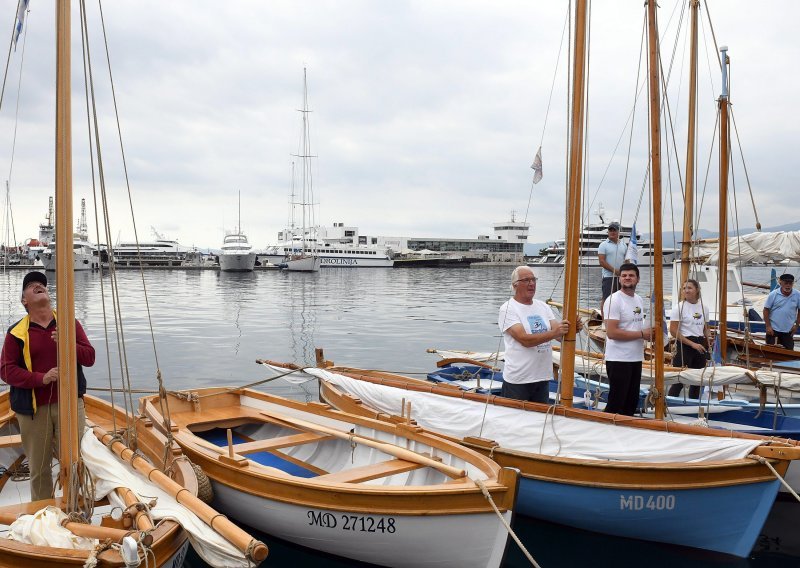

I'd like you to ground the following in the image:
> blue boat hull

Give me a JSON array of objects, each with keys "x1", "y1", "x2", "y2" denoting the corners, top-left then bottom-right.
[{"x1": 516, "y1": 475, "x2": 780, "y2": 557}]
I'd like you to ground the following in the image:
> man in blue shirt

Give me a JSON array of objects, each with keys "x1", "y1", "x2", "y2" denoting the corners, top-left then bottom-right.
[
  {"x1": 763, "y1": 273, "x2": 800, "y2": 350},
  {"x1": 597, "y1": 222, "x2": 627, "y2": 316}
]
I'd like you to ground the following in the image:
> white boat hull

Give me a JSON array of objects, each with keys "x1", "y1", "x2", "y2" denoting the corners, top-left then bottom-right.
[
  {"x1": 40, "y1": 251, "x2": 98, "y2": 271},
  {"x1": 218, "y1": 252, "x2": 256, "y2": 272},
  {"x1": 211, "y1": 482, "x2": 510, "y2": 568},
  {"x1": 285, "y1": 255, "x2": 321, "y2": 272},
  {"x1": 259, "y1": 253, "x2": 393, "y2": 268}
]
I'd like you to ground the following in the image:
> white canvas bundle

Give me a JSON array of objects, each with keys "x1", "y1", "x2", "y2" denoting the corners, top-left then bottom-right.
[
  {"x1": 7, "y1": 505, "x2": 96, "y2": 550},
  {"x1": 312, "y1": 368, "x2": 762, "y2": 463}
]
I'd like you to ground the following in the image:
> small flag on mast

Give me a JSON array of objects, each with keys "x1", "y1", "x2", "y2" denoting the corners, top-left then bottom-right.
[
  {"x1": 530, "y1": 146, "x2": 543, "y2": 184},
  {"x1": 625, "y1": 222, "x2": 639, "y2": 265},
  {"x1": 14, "y1": 0, "x2": 30, "y2": 51}
]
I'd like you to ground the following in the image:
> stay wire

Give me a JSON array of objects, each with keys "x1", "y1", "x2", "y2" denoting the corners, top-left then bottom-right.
[{"x1": 0, "y1": 0, "x2": 23, "y2": 114}]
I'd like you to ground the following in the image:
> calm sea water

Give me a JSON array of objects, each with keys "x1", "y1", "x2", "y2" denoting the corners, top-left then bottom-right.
[{"x1": 0, "y1": 264, "x2": 796, "y2": 567}]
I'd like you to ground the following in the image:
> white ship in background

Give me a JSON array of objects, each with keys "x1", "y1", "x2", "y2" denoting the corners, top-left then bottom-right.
[
  {"x1": 528, "y1": 204, "x2": 677, "y2": 267},
  {"x1": 40, "y1": 198, "x2": 100, "y2": 271},
  {"x1": 112, "y1": 227, "x2": 192, "y2": 266},
  {"x1": 261, "y1": 222, "x2": 394, "y2": 268}
]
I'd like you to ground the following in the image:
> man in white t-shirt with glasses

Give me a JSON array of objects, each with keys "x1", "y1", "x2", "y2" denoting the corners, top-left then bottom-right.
[{"x1": 498, "y1": 266, "x2": 574, "y2": 403}]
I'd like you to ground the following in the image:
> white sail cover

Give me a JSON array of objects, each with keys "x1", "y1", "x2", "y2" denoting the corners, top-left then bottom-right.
[
  {"x1": 310, "y1": 368, "x2": 762, "y2": 463},
  {"x1": 80, "y1": 431, "x2": 252, "y2": 568},
  {"x1": 698, "y1": 231, "x2": 800, "y2": 265},
  {"x1": 8, "y1": 506, "x2": 96, "y2": 550},
  {"x1": 552, "y1": 351, "x2": 758, "y2": 387}
]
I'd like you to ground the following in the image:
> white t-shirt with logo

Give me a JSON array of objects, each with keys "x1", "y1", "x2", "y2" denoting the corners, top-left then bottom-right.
[
  {"x1": 603, "y1": 291, "x2": 645, "y2": 362},
  {"x1": 498, "y1": 298, "x2": 556, "y2": 384},
  {"x1": 669, "y1": 300, "x2": 709, "y2": 338}
]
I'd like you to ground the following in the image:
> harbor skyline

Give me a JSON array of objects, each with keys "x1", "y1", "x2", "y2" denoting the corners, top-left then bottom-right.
[{"x1": 0, "y1": 1, "x2": 797, "y2": 251}]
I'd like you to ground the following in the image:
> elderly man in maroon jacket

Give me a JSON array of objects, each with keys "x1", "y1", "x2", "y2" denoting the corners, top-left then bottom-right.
[{"x1": 1, "y1": 271, "x2": 95, "y2": 501}]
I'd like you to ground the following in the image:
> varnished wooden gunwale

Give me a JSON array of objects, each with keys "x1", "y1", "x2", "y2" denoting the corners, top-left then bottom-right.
[
  {"x1": 0, "y1": 393, "x2": 192, "y2": 567},
  {"x1": 318, "y1": 372, "x2": 795, "y2": 490},
  {"x1": 325, "y1": 367, "x2": 800, "y2": 446},
  {"x1": 140, "y1": 389, "x2": 517, "y2": 515}
]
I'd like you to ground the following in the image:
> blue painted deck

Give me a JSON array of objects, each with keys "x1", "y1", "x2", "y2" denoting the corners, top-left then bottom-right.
[{"x1": 196, "y1": 427, "x2": 319, "y2": 478}]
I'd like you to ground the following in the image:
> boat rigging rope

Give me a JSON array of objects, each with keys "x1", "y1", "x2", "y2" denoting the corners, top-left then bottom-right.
[
  {"x1": 748, "y1": 454, "x2": 800, "y2": 503},
  {"x1": 475, "y1": 478, "x2": 540, "y2": 568}
]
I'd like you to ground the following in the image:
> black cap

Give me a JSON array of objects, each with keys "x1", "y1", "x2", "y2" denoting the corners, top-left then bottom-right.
[
  {"x1": 22, "y1": 271, "x2": 47, "y2": 292},
  {"x1": 779, "y1": 273, "x2": 795, "y2": 282},
  {"x1": 608, "y1": 223, "x2": 620, "y2": 231}
]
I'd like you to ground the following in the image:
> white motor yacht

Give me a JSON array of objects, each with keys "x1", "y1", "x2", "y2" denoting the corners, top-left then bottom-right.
[{"x1": 218, "y1": 232, "x2": 256, "y2": 272}]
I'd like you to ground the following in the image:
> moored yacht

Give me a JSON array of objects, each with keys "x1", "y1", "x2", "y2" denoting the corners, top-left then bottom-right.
[
  {"x1": 219, "y1": 232, "x2": 256, "y2": 272},
  {"x1": 39, "y1": 198, "x2": 100, "y2": 271},
  {"x1": 528, "y1": 204, "x2": 676, "y2": 267}
]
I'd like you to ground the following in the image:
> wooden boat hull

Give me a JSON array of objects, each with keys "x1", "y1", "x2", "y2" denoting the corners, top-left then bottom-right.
[
  {"x1": 314, "y1": 367, "x2": 799, "y2": 558},
  {"x1": 0, "y1": 393, "x2": 193, "y2": 567},
  {"x1": 212, "y1": 482, "x2": 510, "y2": 567},
  {"x1": 140, "y1": 388, "x2": 517, "y2": 568}
]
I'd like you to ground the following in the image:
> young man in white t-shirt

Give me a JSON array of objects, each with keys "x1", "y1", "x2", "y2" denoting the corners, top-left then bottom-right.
[
  {"x1": 498, "y1": 266, "x2": 571, "y2": 403},
  {"x1": 602, "y1": 263, "x2": 655, "y2": 415}
]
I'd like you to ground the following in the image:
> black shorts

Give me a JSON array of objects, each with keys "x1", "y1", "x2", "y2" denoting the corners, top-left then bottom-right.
[
  {"x1": 766, "y1": 331, "x2": 795, "y2": 350},
  {"x1": 602, "y1": 277, "x2": 620, "y2": 301}
]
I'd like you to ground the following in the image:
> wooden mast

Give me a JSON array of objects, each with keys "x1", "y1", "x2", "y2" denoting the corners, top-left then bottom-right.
[
  {"x1": 55, "y1": 0, "x2": 79, "y2": 511},
  {"x1": 679, "y1": 0, "x2": 700, "y2": 285},
  {"x1": 718, "y1": 46, "x2": 730, "y2": 354},
  {"x1": 646, "y1": 0, "x2": 666, "y2": 419},
  {"x1": 558, "y1": 0, "x2": 589, "y2": 407}
]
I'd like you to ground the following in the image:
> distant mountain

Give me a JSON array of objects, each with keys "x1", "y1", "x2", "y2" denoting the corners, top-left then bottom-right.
[
  {"x1": 646, "y1": 221, "x2": 800, "y2": 247},
  {"x1": 525, "y1": 221, "x2": 800, "y2": 257}
]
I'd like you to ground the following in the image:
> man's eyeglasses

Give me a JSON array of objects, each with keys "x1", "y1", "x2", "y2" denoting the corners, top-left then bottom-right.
[{"x1": 515, "y1": 277, "x2": 538, "y2": 284}]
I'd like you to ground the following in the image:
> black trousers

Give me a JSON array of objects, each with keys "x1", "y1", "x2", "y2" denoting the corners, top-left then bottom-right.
[
  {"x1": 766, "y1": 331, "x2": 795, "y2": 350},
  {"x1": 604, "y1": 361, "x2": 642, "y2": 416},
  {"x1": 501, "y1": 380, "x2": 550, "y2": 404},
  {"x1": 668, "y1": 336, "x2": 707, "y2": 399}
]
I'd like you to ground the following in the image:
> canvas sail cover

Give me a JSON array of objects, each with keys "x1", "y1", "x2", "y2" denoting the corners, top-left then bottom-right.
[
  {"x1": 309, "y1": 368, "x2": 762, "y2": 463},
  {"x1": 80, "y1": 431, "x2": 253, "y2": 568},
  {"x1": 697, "y1": 231, "x2": 800, "y2": 265}
]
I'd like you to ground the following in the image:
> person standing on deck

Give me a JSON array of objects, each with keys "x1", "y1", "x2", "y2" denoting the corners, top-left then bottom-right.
[
  {"x1": 603, "y1": 263, "x2": 654, "y2": 415},
  {"x1": 0, "y1": 271, "x2": 95, "y2": 501},
  {"x1": 667, "y1": 279, "x2": 712, "y2": 399},
  {"x1": 598, "y1": 222, "x2": 627, "y2": 317},
  {"x1": 498, "y1": 266, "x2": 572, "y2": 403},
  {"x1": 763, "y1": 273, "x2": 800, "y2": 350}
]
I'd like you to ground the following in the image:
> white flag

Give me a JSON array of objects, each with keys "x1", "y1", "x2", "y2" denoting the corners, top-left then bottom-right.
[
  {"x1": 625, "y1": 222, "x2": 639, "y2": 265},
  {"x1": 14, "y1": 0, "x2": 30, "y2": 51},
  {"x1": 530, "y1": 146, "x2": 543, "y2": 184}
]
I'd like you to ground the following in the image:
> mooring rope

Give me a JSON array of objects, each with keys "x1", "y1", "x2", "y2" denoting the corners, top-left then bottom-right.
[
  {"x1": 749, "y1": 454, "x2": 800, "y2": 503},
  {"x1": 475, "y1": 478, "x2": 540, "y2": 568}
]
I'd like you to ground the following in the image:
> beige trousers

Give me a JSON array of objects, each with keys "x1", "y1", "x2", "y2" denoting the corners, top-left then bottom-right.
[{"x1": 18, "y1": 398, "x2": 86, "y2": 502}]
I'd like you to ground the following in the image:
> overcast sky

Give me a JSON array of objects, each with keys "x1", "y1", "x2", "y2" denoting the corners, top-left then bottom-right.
[{"x1": 0, "y1": 0, "x2": 797, "y2": 250}]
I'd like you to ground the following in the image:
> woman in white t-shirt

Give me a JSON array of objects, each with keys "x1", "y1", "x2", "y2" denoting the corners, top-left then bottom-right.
[{"x1": 667, "y1": 279, "x2": 711, "y2": 399}]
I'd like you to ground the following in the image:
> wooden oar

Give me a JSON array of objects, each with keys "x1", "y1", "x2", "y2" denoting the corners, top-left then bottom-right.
[
  {"x1": 93, "y1": 426, "x2": 268, "y2": 563},
  {"x1": 258, "y1": 408, "x2": 467, "y2": 479},
  {"x1": 436, "y1": 357, "x2": 500, "y2": 370}
]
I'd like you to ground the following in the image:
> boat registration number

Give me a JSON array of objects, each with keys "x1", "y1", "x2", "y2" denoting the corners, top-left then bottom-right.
[
  {"x1": 619, "y1": 494, "x2": 676, "y2": 511},
  {"x1": 307, "y1": 510, "x2": 397, "y2": 533}
]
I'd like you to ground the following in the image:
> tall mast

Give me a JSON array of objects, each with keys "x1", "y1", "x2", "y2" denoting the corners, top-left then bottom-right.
[
  {"x1": 679, "y1": 0, "x2": 700, "y2": 285},
  {"x1": 558, "y1": 0, "x2": 589, "y2": 407},
  {"x1": 238, "y1": 189, "x2": 241, "y2": 233},
  {"x1": 646, "y1": 0, "x2": 666, "y2": 419},
  {"x1": 718, "y1": 46, "x2": 730, "y2": 353},
  {"x1": 55, "y1": 0, "x2": 79, "y2": 509}
]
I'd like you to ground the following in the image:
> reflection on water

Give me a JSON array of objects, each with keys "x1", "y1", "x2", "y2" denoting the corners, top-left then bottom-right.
[{"x1": 0, "y1": 265, "x2": 796, "y2": 566}]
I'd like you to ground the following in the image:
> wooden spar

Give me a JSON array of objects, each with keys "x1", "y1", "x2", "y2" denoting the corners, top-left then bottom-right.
[
  {"x1": 55, "y1": 0, "x2": 80, "y2": 510},
  {"x1": 93, "y1": 426, "x2": 269, "y2": 563},
  {"x1": 646, "y1": 0, "x2": 666, "y2": 419},
  {"x1": 679, "y1": 0, "x2": 700, "y2": 285},
  {"x1": 258, "y1": 408, "x2": 467, "y2": 479},
  {"x1": 718, "y1": 46, "x2": 730, "y2": 357},
  {"x1": 559, "y1": 0, "x2": 589, "y2": 407},
  {"x1": 0, "y1": 509, "x2": 148, "y2": 544}
]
